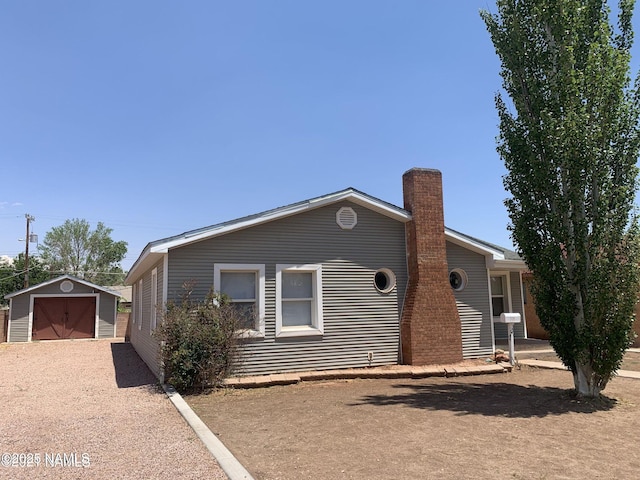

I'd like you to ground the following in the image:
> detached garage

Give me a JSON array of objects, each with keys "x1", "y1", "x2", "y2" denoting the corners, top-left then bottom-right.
[{"x1": 4, "y1": 275, "x2": 120, "y2": 342}]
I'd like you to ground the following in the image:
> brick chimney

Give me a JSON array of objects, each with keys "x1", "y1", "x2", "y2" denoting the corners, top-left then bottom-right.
[{"x1": 401, "y1": 168, "x2": 463, "y2": 365}]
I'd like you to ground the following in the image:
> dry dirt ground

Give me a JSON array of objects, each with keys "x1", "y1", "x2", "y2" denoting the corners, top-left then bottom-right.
[
  {"x1": 0, "y1": 339, "x2": 226, "y2": 480},
  {"x1": 188, "y1": 364, "x2": 640, "y2": 480}
]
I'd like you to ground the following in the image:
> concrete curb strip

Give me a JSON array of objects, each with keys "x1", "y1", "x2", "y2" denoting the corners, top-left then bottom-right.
[
  {"x1": 518, "y1": 359, "x2": 640, "y2": 379},
  {"x1": 162, "y1": 384, "x2": 255, "y2": 480},
  {"x1": 224, "y1": 363, "x2": 508, "y2": 388}
]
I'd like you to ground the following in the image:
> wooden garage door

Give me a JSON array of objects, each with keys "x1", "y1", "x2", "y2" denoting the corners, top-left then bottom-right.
[{"x1": 33, "y1": 297, "x2": 96, "y2": 340}]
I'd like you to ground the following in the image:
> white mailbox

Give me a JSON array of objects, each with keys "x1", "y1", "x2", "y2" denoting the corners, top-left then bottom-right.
[
  {"x1": 497, "y1": 313, "x2": 521, "y2": 324},
  {"x1": 495, "y1": 313, "x2": 521, "y2": 366}
]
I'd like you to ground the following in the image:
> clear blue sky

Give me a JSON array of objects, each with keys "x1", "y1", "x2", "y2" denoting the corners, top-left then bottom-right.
[{"x1": 1, "y1": 1, "x2": 639, "y2": 272}]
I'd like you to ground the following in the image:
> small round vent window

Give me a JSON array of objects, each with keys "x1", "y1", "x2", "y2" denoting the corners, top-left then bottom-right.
[
  {"x1": 374, "y1": 268, "x2": 396, "y2": 293},
  {"x1": 336, "y1": 207, "x2": 357, "y2": 230},
  {"x1": 60, "y1": 280, "x2": 74, "y2": 293},
  {"x1": 449, "y1": 269, "x2": 467, "y2": 291}
]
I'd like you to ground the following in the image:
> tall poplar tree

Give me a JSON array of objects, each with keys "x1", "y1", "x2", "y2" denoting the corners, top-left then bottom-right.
[{"x1": 482, "y1": 0, "x2": 640, "y2": 396}]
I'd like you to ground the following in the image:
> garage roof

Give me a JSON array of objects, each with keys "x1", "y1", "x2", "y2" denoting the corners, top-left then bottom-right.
[{"x1": 4, "y1": 274, "x2": 123, "y2": 300}]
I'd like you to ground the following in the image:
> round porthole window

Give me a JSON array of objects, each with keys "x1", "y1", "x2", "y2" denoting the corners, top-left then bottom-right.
[
  {"x1": 449, "y1": 269, "x2": 467, "y2": 291},
  {"x1": 374, "y1": 268, "x2": 396, "y2": 293}
]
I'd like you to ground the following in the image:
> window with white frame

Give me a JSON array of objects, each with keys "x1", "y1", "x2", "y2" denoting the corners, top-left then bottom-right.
[
  {"x1": 137, "y1": 278, "x2": 143, "y2": 330},
  {"x1": 490, "y1": 275, "x2": 507, "y2": 317},
  {"x1": 276, "y1": 264, "x2": 323, "y2": 337},
  {"x1": 150, "y1": 268, "x2": 158, "y2": 332},
  {"x1": 214, "y1": 264, "x2": 265, "y2": 336}
]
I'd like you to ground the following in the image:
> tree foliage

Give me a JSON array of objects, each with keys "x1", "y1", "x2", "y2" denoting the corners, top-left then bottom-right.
[
  {"x1": 482, "y1": 0, "x2": 640, "y2": 396},
  {"x1": 38, "y1": 218, "x2": 127, "y2": 285},
  {"x1": 0, "y1": 254, "x2": 50, "y2": 305},
  {"x1": 154, "y1": 285, "x2": 242, "y2": 393}
]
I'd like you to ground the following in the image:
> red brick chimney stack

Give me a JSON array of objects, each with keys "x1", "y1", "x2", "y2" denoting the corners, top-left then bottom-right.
[{"x1": 401, "y1": 168, "x2": 463, "y2": 365}]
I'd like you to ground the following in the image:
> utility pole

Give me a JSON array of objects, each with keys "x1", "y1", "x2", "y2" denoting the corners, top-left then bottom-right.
[{"x1": 24, "y1": 214, "x2": 35, "y2": 288}]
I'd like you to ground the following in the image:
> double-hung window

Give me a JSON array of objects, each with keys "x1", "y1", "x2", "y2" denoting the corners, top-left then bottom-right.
[
  {"x1": 214, "y1": 264, "x2": 265, "y2": 337},
  {"x1": 276, "y1": 264, "x2": 323, "y2": 337},
  {"x1": 490, "y1": 274, "x2": 508, "y2": 318}
]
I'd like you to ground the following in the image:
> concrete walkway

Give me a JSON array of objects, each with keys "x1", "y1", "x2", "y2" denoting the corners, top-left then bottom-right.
[{"x1": 518, "y1": 353, "x2": 640, "y2": 380}]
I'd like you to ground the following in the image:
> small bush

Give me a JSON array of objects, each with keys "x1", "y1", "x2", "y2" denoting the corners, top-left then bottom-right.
[{"x1": 154, "y1": 285, "x2": 242, "y2": 393}]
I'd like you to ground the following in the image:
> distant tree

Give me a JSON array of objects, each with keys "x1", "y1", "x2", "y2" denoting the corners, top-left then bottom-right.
[
  {"x1": 0, "y1": 254, "x2": 50, "y2": 305},
  {"x1": 481, "y1": 0, "x2": 640, "y2": 397},
  {"x1": 38, "y1": 219, "x2": 127, "y2": 285}
]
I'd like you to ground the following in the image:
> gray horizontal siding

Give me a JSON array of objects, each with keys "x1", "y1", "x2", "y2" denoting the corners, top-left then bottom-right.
[
  {"x1": 446, "y1": 241, "x2": 493, "y2": 359},
  {"x1": 98, "y1": 295, "x2": 116, "y2": 338},
  {"x1": 130, "y1": 259, "x2": 163, "y2": 377},
  {"x1": 8, "y1": 295, "x2": 30, "y2": 342},
  {"x1": 167, "y1": 201, "x2": 407, "y2": 376}
]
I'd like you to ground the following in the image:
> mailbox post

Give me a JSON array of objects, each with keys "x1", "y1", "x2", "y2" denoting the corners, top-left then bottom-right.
[{"x1": 495, "y1": 313, "x2": 521, "y2": 365}]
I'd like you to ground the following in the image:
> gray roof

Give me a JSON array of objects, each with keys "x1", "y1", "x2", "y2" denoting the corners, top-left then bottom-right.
[
  {"x1": 126, "y1": 187, "x2": 412, "y2": 283},
  {"x1": 446, "y1": 227, "x2": 522, "y2": 261},
  {"x1": 126, "y1": 187, "x2": 526, "y2": 283},
  {"x1": 147, "y1": 187, "x2": 408, "y2": 250}
]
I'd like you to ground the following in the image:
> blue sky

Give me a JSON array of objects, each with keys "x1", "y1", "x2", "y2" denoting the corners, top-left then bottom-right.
[{"x1": 1, "y1": 1, "x2": 639, "y2": 272}]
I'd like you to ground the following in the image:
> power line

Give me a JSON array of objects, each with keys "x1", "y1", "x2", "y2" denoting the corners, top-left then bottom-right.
[
  {"x1": 0, "y1": 265, "x2": 40, "y2": 284},
  {"x1": 0, "y1": 268, "x2": 129, "y2": 285}
]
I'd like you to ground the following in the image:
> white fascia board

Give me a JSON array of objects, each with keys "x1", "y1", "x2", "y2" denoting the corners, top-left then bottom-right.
[
  {"x1": 126, "y1": 190, "x2": 410, "y2": 283},
  {"x1": 151, "y1": 215, "x2": 265, "y2": 252},
  {"x1": 151, "y1": 190, "x2": 411, "y2": 253},
  {"x1": 125, "y1": 251, "x2": 164, "y2": 285},
  {"x1": 343, "y1": 193, "x2": 412, "y2": 222},
  {"x1": 445, "y1": 229, "x2": 506, "y2": 261},
  {"x1": 488, "y1": 258, "x2": 528, "y2": 271},
  {"x1": 444, "y1": 229, "x2": 527, "y2": 271},
  {"x1": 4, "y1": 274, "x2": 121, "y2": 299}
]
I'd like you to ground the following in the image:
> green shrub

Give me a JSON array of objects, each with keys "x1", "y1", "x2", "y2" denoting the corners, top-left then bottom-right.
[{"x1": 154, "y1": 285, "x2": 242, "y2": 392}]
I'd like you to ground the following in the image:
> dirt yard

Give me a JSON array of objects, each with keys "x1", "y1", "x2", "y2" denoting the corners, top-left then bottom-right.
[{"x1": 188, "y1": 366, "x2": 640, "y2": 480}]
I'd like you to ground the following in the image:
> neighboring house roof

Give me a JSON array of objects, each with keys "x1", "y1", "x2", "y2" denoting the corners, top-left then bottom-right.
[
  {"x1": 125, "y1": 188, "x2": 526, "y2": 284},
  {"x1": 4, "y1": 274, "x2": 123, "y2": 300},
  {"x1": 109, "y1": 285, "x2": 132, "y2": 303}
]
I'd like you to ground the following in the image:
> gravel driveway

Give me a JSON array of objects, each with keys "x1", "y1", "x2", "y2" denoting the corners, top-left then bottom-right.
[{"x1": 0, "y1": 339, "x2": 227, "y2": 479}]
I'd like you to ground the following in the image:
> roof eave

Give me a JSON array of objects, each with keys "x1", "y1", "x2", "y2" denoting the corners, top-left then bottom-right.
[
  {"x1": 4, "y1": 274, "x2": 123, "y2": 299},
  {"x1": 126, "y1": 190, "x2": 412, "y2": 281},
  {"x1": 125, "y1": 249, "x2": 164, "y2": 285},
  {"x1": 445, "y1": 229, "x2": 506, "y2": 260},
  {"x1": 487, "y1": 258, "x2": 528, "y2": 271}
]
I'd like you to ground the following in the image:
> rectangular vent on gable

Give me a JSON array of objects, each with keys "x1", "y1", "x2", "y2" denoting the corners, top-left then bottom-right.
[{"x1": 336, "y1": 207, "x2": 357, "y2": 230}]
